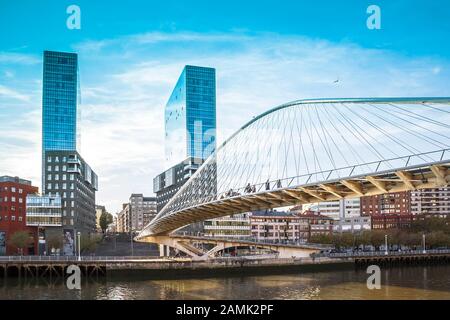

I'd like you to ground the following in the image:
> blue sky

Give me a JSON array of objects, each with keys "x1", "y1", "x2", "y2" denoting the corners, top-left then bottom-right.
[{"x1": 1, "y1": 0, "x2": 449, "y2": 213}]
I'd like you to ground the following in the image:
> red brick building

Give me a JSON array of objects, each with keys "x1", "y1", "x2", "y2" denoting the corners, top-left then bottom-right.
[
  {"x1": 361, "y1": 191, "x2": 413, "y2": 229},
  {"x1": 361, "y1": 191, "x2": 411, "y2": 216},
  {"x1": 298, "y1": 210, "x2": 335, "y2": 240},
  {"x1": 0, "y1": 176, "x2": 39, "y2": 255},
  {"x1": 370, "y1": 214, "x2": 414, "y2": 230}
]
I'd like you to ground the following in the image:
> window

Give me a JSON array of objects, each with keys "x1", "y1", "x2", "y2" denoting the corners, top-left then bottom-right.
[
  {"x1": 12, "y1": 197, "x2": 16, "y2": 202},
  {"x1": 47, "y1": 183, "x2": 52, "y2": 190},
  {"x1": 11, "y1": 187, "x2": 16, "y2": 192},
  {"x1": 48, "y1": 156, "x2": 52, "y2": 162},
  {"x1": 55, "y1": 174, "x2": 59, "y2": 180},
  {"x1": 48, "y1": 174, "x2": 52, "y2": 180},
  {"x1": 18, "y1": 189, "x2": 23, "y2": 194},
  {"x1": 48, "y1": 165, "x2": 52, "y2": 171}
]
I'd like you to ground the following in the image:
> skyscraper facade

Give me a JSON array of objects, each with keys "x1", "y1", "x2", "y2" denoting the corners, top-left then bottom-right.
[
  {"x1": 42, "y1": 51, "x2": 78, "y2": 153},
  {"x1": 165, "y1": 65, "x2": 216, "y2": 168},
  {"x1": 155, "y1": 66, "x2": 216, "y2": 213},
  {"x1": 41, "y1": 51, "x2": 98, "y2": 246}
]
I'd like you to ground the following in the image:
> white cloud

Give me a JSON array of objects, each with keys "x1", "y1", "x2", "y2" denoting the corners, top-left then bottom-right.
[
  {"x1": 0, "y1": 84, "x2": 31, "y2": 102},
  {"x1": 0, "y1": 52, "x2": 40, "y2": 65},
  {"x1": 1, "y1": 31, "x2": 450, "y2": 213}
]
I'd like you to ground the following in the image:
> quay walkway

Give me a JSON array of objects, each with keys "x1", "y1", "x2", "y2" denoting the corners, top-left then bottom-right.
[{"x1": 0, "y1": 249, "x2": 449, "y2": 279}]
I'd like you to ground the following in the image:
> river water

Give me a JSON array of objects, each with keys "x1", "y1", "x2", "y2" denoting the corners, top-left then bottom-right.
[{"x1": 0, "y1": 266, "x2": 449, "y2": 300}]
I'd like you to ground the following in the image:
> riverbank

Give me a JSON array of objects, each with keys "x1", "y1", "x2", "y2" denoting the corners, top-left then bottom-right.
[{"x1": 2, "y1": 251, "x2": 450, "y2": 280}]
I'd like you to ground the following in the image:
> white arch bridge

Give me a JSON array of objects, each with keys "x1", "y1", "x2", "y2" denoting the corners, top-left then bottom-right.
[{"x1": 137, "y1": 98, "x2": 450, "y2": 259}]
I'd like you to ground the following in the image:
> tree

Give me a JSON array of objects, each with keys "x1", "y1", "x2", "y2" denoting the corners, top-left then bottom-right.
[
  {"x1": 309, "y1": 233, "x2": 333, "y2": 245},
  {"x1": 99, "y1": 212, "x2": 113, "y2": 233},
  {"x1": 46, "y1": 234, "x2": 63, "y2": 252},
  {"x1": 10, "y1": 231, "x2": 33, "y2": 255},
  {"x1": 369, "y1": 231, "x2": 385, "y2": 250},
  {"x1": 358, "y1": 231, "x2": 372, "y2": 250},
  {"x1": 427, "y1": 231, "x2": 450, "y2": 248},
  {"x1": 80, "y1": 234, "x2": 102, "y2": 254}
]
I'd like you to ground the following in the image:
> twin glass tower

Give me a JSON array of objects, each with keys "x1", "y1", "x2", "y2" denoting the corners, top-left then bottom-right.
[
  {"x1": 42, "y1": 51, "x2": 78, "y2": 153},
  {"x1": 164, "y1": 65, "x2": 217, "y2": 168},
  {"x1": 154, "y1": 65, "x2": 217, "y2": 214},
  {"x1": 41, "y1": 51, "x2": 98, "y2": 239}
]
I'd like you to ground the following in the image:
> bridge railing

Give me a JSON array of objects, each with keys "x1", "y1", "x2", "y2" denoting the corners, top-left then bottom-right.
[
  {"x1": 0, "y1": 256, "x2": 162, "y2": 262},
  {"x1": 328, "y1": 249, "x2": 450, "y2": 258},
  {"x1": 214, "y1": 148, "x2": 449, "y2": 203}
]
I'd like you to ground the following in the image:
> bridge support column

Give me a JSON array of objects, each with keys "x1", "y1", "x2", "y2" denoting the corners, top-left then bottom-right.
[
  {"x1": 159, "y1": 245, "x2": 169, "y2": 257},
  {"x1": 142, "y1": 236, "x2": 208, "y2": 260}
]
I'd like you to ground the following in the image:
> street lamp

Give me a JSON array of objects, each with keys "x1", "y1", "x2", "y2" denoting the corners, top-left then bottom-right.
[
  {"x1": 384, "y1": 234, "x2": 388, "y2": 256},
  {"x1": 422, "y1": 234, "x2": 426, "y2": 254},
  {"x1": 77, "y1": 231, "x2": 81, "y2": 261},
  {"x1": 130, "y1": 230, "x2": 134, "y2": 256}
]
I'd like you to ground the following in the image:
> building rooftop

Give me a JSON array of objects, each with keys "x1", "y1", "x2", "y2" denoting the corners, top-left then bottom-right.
[{"x1": 0, "y1": 176, "x2": 32, "y2": 185}]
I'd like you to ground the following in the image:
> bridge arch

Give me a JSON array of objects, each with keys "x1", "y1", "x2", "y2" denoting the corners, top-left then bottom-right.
[{"x1": 138, "y1": 98, "x2": 450, "y2": 239}]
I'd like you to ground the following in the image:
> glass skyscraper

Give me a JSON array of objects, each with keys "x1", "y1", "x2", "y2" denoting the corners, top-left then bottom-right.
[
  {"x1": 155, "y1": 65, "x2": 216, "y2": 216},
  {"x1": 42, "y1": 50, "x2": 78, "y2": 152},
  {"x1": 40, "y1": 50, "x2": 98, "y2": 238},
  {"x1": 165, "y1": 65, "x2": 216, "y2": 168}
]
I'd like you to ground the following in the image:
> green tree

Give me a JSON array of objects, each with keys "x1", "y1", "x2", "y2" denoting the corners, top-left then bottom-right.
[
  {"x1": 358, "y1": 231, "x2": 372, "y2": 250},
  {"x1": 309, "y1": 233, "x2": 333, "y2": 245},
  {"x1": 80, "y1": 234, "x2": 102, "y2": 254},
  {"x1": 427, "y1": 231, "x2": 450, "y2": 248},
  {"x1": 370, "y1": 231, "x2": 385, "y2": 250},
  {"x1": 99, "y1": 212, "x2": 113, "y2": 233},
  {"x1": 10, "y1": 231, "x2": 33, "y2": 255},
  {"x1": 46, "y1": 234, "x2": 63, "y2": 252}
]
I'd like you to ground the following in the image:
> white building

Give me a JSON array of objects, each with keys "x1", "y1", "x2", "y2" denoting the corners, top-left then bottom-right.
[
  {"x1": 204, "y1": 213, "x2": 251, "y2": 238},
  {"x1": 411, "y1": 188, "x2": 450, "y2": 217},
  {"x1": 333, "y1": 216, "x2": 371, "y2": 233},
  {"x1": 303, "y1": 198, "x2": 361, "y2": 220}
]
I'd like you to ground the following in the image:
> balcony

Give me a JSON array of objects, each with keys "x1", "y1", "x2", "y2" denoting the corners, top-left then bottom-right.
[
  {"x1": 67, "y1": 165, "x2": 81, "y2": 174},
  {"x1": 67, "y1": 155, "x2": 81, "y2": 164}
]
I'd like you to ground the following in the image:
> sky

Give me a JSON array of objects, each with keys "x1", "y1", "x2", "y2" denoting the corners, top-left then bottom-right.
[{"x1": 0, "y1": 0, "x2": 449, "y2": 214}]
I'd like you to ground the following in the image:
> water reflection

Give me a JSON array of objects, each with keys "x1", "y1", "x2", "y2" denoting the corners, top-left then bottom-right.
[{"x1": 0, "y1": 266, "x2": 449, "y2": 300}]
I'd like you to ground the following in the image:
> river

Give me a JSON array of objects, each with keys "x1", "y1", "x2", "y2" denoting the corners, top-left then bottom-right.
[{"x1": 0, "y1": 265, "x2": 449, "y2": 300}]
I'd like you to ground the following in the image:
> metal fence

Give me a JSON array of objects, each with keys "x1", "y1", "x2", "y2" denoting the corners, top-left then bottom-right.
[
  {"x1": 0, "y1": 255, "x2": 161, "y2": 262},
  {"x1": 328, "y1": 249, "x2": 450, "y2": 258}
]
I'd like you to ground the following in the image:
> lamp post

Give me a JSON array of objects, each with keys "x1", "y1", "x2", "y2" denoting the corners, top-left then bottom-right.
[
  {"x1": 36, "y1": 223, "x2": 40, "y2": 256},
  {"x1": 422, "y1": 234, "x2": 426, "y2": 254},
  {"x1": 130, "y1": 230, "x2": 134, "y2": 256},
  {"x1": 384, "y1": 234, "x2": 388, "y2": 255},
  {"x1": 77, "y1": 231, "x2": 81, "y2": 261}
]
